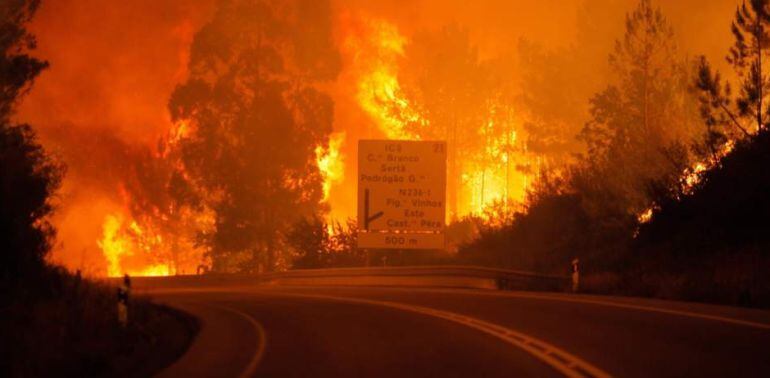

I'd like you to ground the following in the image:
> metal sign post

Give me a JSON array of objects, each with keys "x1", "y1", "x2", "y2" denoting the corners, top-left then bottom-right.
[
  {"x1": 357, "y1": 140, "x2": 447, "y2": 250},
  {"x1": 117, "y1": 274, "x2": 131, "y2": 327}
]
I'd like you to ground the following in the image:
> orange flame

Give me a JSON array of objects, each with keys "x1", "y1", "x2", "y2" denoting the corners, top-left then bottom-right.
[
  {"x1": 465, "y1": 123, "x2": 532, "y2": 216},
  {"x1": 683, "y1": 140, "x2": 734, "y2": 194},
  {"x1": 344, "y1": 17, "x2": 425, "y2": 139},
  {"x1": 315, "y1": 132, "x2": 346, "y2": 203},
  {"x1": 98, "y1": 214, "x2": 171, "y2": 277},
  {"x1": 342, "y1": 16, "x2": 535, "y2": 220}
]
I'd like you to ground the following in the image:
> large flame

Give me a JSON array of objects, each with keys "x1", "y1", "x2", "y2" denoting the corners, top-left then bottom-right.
[
  {"x1": 98, "y1": 214, "x2": 171, "y2": 277},
  {"x1": 316, "y1": 132, "x2": 346, "y2": 203},
  {"x1": 344, "y1": 17, "x2": 425, "y2": 140},
  {"x1": 96, "y1": 202, "x2": 214, "y2": 277},
  {"x1": 464, "y1": 120, "x2": 533, "y2": 216},
  {"x1": 341, "y1": 16, "x2": 534, "y2": 219}
]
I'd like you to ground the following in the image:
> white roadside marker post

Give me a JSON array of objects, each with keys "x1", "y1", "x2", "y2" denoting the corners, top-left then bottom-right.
[{"x1": 571, "y1": 258, "x2": 580, "y2": 293}]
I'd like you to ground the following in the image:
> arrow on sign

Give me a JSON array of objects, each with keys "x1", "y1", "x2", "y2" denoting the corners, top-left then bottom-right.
[{"x1": 363, "y1": 188, "x2": 384, "y2": 231}]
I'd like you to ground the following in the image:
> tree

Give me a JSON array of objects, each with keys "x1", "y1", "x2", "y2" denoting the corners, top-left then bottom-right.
[
  {"x1": 1, "y1": 0, "x2": 63, "y2": 293},
  {"x1": 619, "y1": 0, "x2": 770, "y2": 309},
  {"x1": 287, "y1": 216, "x2": 329, "y2": 269},
  {"x1": 0, "y1": 1, "x2": 48, "y2": 121},
  {"x1": 397, "y1": 24, "x2": 493, "y2": 219},
  {"x1": 516, "y1": 40, "x2": 591, "y2": 165},
  {"x1": 167, "y1": 0, "x2": 341, "y2": 272},
  {"x1": 579, "y1": 0, "x2": 702, "y2": 215},
  {"x1": 461, "y1": 0, "x2": 706, "y2": 273},
  {"x1": 119, "y1": 143, "x2": 213, "y2": 275},
  {"x1": 697, "y1": 0, "x2": 770, "y2": 148},
  {"x1": 515, "y1": 0, "x2": 631, "y2": 169}
]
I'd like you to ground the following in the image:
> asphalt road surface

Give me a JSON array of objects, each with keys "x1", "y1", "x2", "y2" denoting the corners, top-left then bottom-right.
[{"x1": 141, "y1": 280, "x2": 770, "y2": 377}]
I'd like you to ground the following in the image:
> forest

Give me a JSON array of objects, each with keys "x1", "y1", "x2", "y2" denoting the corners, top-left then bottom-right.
[{"x1": 3, "y1": 0, "x2": 770, "y2": 309}]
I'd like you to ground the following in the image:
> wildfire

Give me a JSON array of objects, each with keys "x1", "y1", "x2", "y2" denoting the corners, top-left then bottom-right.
[
  {"x1": 98, "y1": 214, "x2": 171, "y2": 277},
  {"x1": 99, "y1": 215, "x2": 128, "y2": 277},
  {"x1": 638, "y1": 140, "x2": 738, "y2": 226},
  {"x1": 342, "y1": 16, "x2": 535, "y2": 220},
  {"x1": 168, "y1": 119, "x2": 191, "y2": 146},
  {"x1": 316, "y1": 132, "x2": 346, "y2": 202},
  {"x1": 464, "y1": 115, "x2": 533, "y2": 216},
  {"x1": 683, "y1": 140, "x2": 735, "y2": 194},
  {"x1": 684, "y1": 162, "x2": 707, "y2": 192},
  {"x1": 344, "y1": 17, "x2": 425, "y2": 139},
  {"x1": 637, "y1": 207, "x2": 654, "y2": 224}
]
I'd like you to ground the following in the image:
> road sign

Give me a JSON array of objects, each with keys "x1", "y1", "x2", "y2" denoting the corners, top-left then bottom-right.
[{"x1": 357, "y1": 140, "x2": 446, "y2": 249}]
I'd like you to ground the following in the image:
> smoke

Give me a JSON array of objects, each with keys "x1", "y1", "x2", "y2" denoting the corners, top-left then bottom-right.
[{"x1": 15, "y1": 0, "x2": 214, "y2": 274}]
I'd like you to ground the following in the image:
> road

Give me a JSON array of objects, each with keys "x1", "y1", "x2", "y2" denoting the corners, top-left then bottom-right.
[{"x1": 140, "y1": 279, "x2": 770, "y2": 377}]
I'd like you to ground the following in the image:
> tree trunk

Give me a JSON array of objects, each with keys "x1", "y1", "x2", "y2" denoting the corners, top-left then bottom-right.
[
  {"x1": 481, "y1": 168, "x2": 486, "y2": 209},
  {"x1": 505, "y1": 124, "x2": 511, "y2": 210},
  {"x1": 448, "y1": 118, "x2": 459, "y2": 220},
  {"x1": 757, "y1": 24, "x2": 763, "y2": 132}
]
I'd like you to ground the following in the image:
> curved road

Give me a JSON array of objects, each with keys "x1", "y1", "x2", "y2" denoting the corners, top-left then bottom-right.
[{"x1": 143, "y1": 282, "x2": 770, "y2": 377}]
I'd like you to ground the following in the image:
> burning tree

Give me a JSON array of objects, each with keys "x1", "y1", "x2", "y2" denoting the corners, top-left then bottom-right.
[
  {"x1": 630, "y1": 0, "x2": 770, "y2": 305},
  {"x1": 577, "y1": 0, "x2": 703, "y2": 218},
  {"x1": 395, "y1": 25, "x2": 535, "y2": 218},
  {"x1": 166, "y1": 0, "x2": 341, "y2": 273},
  {"x1": 400, "y1": 25, "x2": 489, "y2": 218},
  {"x1": 517, "y1": 40, "x2": 588, "y2": 166},
  {"x1": 461, "y1": 0, "x2": 707, "y2": 273}
]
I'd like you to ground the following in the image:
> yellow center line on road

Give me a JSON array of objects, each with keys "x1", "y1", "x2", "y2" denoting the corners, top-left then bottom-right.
[
  {"x1": 393, "y1": 288, "x2": 770, "y2": 331},
  {"x1": 209, "y1": 304, "x2": 268, "y2": 378},
  {"x1": 262, "y1": 291, "x2": 612, "y2": 378}
]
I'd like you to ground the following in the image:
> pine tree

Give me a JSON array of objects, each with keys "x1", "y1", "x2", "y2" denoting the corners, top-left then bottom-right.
[
  {"x1": 697, "y1": 0, "x2": 770, "y2": 142},
  {"x1": 1, "y1": 0, "x2": 63, "y2": 293},
  {"x1": 579, "y1": 0, "x2": 700, "y2": 215}
]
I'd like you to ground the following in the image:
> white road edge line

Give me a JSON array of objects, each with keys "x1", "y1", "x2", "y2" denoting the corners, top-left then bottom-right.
[
  {"x1": 267, "y1": 291, "x2": 612, "y2": 378},
  {"x1": 415, "y1": 289, "x2": 770, "y2": 331},
  {"x1": 210, "y1": 304, "x2": 268, "y2": 378}
]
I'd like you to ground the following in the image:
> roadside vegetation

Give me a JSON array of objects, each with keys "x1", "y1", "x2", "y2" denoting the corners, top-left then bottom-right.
[
  {"x1": 284, "y1": 1, "x2": 770, "y2": 309},
  {"x1": 0, "y1": 2, "x2": 197, "y2": 376},
  {"x1": 459, "y1": 0, "x2": 770, "y2": 308},
  {"x1": 1, "y1": 268, "x2": 197, "y2": 376}
]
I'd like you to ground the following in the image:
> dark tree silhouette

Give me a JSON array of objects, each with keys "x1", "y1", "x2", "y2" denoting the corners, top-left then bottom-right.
[
  {"x1": 167, "y1": 0, "x2": 341, "y2": 272},
  {"x1": 0, "y1": 1, "x2": 48, "y2": 121},
  {"x1": 287, "y1": 216, "x2": 330, "y2": 269},
  {"x1": 579, "y1": 0, "x2": 701, "y2": 216},
  {"x1": 633, "y1": 0, "x2": 770, "y2": 306},
  {"x1": 0, "y1": 0, "x2": 63, "y2": 295},
  {"x1": 287, "y1": 216, "x2": 361, "y2": 269},
  {"x1": 697, "y1": 0, "x2": 770, "y2": 143}
]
